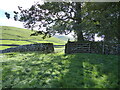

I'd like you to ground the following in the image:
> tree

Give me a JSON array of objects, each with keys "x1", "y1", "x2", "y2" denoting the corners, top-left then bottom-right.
[
  {"x1": 82, "y1": 2, "x2": 120, "y2": 43},
  {"x1": 7, "y1": 2, "x2": 85, "y2": 41},
  {"x1": 5, "y1": 2, "x2": 119, "y2": 43}
]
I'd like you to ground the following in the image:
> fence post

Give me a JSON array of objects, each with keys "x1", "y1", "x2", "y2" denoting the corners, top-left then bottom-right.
[{"x1": 89, "y1": 43, "x2": 90, "y2": 53}]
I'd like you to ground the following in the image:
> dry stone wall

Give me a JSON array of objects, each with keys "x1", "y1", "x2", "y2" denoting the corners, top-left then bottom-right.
[{"x1": 1, "y1": 43, "x2": 54, "y2": 53}]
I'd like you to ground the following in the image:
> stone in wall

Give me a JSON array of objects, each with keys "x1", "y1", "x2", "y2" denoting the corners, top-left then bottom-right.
[{"x1": 1, "y1": 43, "x2": 54, "y2": 53}]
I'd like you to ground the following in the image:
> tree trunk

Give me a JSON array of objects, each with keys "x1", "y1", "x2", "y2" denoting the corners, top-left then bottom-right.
[
  {"x1": 76, "y1": 30, "x2": 84, "y2": 42},
  {"x1": 74, "y1": 2, "x2": 84, "y2": 42}
]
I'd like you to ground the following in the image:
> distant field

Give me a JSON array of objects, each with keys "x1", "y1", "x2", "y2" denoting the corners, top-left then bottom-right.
[{"x1": 0, "y1": 26, "x2": 65, "y2": 50}]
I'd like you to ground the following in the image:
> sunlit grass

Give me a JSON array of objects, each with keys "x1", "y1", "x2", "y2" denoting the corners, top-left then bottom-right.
[
  {"x1": 0, "y1": 26, "x2": 66, "y2": 50},
  {"x1": 0, "y1": 46, "x2": 16, "y2": 50},
  {"x1": 1, "y1": 52, "x2": 119, "y2": 88},
  {"x1": 0, "y1": 26, "x2": 65, "y2": 44},
  {"x1": 1, "y1": 40, "x2": 33, "y2": 45}
]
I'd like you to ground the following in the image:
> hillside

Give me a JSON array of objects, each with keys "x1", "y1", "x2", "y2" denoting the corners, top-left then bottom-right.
[{"x1": 0, "y1": 26, "x2": 65, "y2": 50}]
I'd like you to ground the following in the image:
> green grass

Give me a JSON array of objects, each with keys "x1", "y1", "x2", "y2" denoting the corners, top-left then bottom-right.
[
  {"x1": 1, "y1": 40, "x2": 33, "y2": 45},
  {"x1": 0, "y1": 26, "x2": 65, "y2": 50},
  {"x1": 0, "y1": 46, "x2": 16, "y2": 50},
  {"x1": 0, "y1": 26, "x2": 119, "y2": 88},
  {"x1": 1, "y1": 52, "x2": 119, "y2": 88}
]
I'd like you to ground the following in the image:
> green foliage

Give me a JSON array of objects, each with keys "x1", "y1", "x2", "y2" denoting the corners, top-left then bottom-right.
[
  {"x1": 83, "y1": 2, "x2": 119, "y2": 42},
  {"x1": 6, "y1": 2, "x2": 119, "y2": 42},
  {"x1": 11, "y1": 2, "x2": 85, "y2": 41},
  {"x1": 1, "y1": 52, "x2": 119, "y2": 88}
]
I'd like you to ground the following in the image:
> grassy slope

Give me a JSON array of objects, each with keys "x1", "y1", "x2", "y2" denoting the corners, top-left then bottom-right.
[
  {"x1": 0, "y1": 26, "x2": 65, "y2": 50},
  {"x1": 1, "y1": 52, "x2": 119, "y2": 88}
]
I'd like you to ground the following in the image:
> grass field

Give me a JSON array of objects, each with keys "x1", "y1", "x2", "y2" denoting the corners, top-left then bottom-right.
[
  {"x1": 0, "y1": 26, "x2": 119, "y2": 88},
  {"x1": 0, "y1": 26, "x2": 65, "y2": 50},
  {"x1": 0, "y1": 52, "x2": 119, "y2": 88}
]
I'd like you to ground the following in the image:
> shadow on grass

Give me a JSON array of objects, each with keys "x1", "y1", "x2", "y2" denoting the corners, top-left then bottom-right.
[
  {"x1": 2, "y1": 52, "x2": 119, "y2": 88},
  {"x1": 48, "y1": 53, "x2": 119, "y2": 88},
  {"x1": 53, "y1": 54, "x2": 85, "y2": 88},
  {"x1": 48, "y1": 53, "x2": 92, "y2": 88}
]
